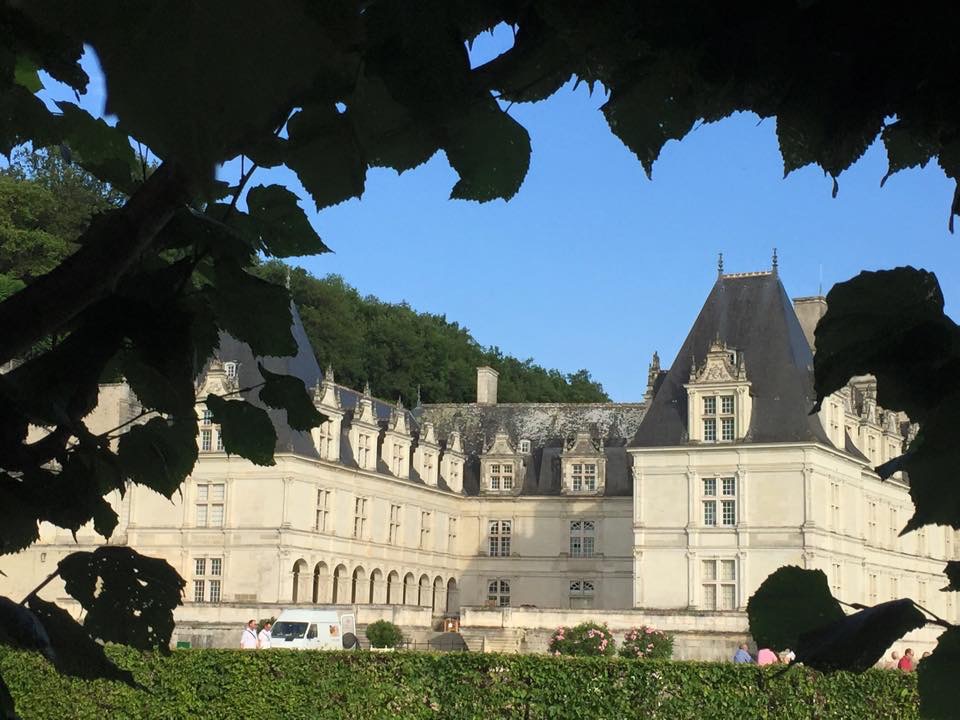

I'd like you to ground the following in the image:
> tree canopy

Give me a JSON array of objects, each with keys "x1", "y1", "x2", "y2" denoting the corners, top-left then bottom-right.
[
  {"x1": 1, "y1": 1, "x2": 959, "y2": 717},
  {"x1": 255, "y1": 260, "x2": 608, "y2": 405}
]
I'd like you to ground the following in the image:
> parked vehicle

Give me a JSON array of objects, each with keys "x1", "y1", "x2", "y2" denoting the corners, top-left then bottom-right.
[{"x1": 270, "y1": 609, "x2": 358, "y2": 650}]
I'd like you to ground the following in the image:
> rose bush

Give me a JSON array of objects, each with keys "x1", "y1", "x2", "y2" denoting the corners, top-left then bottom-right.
[
  {"x1": 619, "y1": 626, "x2": 674, "y2": 660},
  {"x1": 548, "y1": 621, "x2": 616, "y2": 657}
]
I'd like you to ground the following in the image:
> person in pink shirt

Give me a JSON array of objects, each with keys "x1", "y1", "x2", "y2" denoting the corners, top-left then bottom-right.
[{"x1": 757, "y1": 648, "x2": 779, "y2": 665}]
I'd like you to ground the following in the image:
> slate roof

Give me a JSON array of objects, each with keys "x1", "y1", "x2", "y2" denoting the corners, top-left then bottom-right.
[{"x1": 630, "y1": 271, "x2": 831, "y2": 448}]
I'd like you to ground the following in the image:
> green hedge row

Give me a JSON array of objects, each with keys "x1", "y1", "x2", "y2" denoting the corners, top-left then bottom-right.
[{"x1": 0, "y1": 647, "x2": 917, "y2": 720}]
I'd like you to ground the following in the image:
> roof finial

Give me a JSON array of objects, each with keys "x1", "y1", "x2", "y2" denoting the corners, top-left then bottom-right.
[
  {"x1": 362, "y1": 380, "x2": 371, "y2": 396},
  {"x1": 416, "y1": 384, "x2": 422, "y2": 407},
  {"x1": 718, "y1": 252, "x2": 724, "y2": 276},
  {"x1": 285, "y1": 266, "x2": 291, "y2": 290},
  {"x1": 772, "y1": 247, "x2": 778, "y2": 273}
]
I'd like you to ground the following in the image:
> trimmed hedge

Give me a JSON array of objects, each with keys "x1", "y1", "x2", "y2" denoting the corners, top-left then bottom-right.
[{"x1": 0, "y1": 647, "x2": 917, "y2": 719}]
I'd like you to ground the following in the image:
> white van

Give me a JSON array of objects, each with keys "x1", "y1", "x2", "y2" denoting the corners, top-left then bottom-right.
[{"x1": 270, "y1": 609, "x2": 358, "y2": 650}]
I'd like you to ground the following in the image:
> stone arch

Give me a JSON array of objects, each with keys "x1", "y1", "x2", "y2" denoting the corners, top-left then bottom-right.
[
  {"x1": 352, "y1": 566, "x2": 367, "y2": 604},
  {"x1": 387, "y1": 571, "x2": 400, "y2": 605},
  {"x1": 432, "y1": 575, "x2": 444, "y2": 613},
  {"x1": 312, "y1": 561, "x2": 329, "y2": 604},
  {"x1": 332, "y1": 564, "x2": 348, "y2": 604},
  {"x1": 446, "y1": 577, "x2": 459, "y2": 614},
  {"x1": 402, "y1": 572, "x2": 416, "y2": 605},
  {"x1": 291, "y1": 558, "x2": 308, "y2": 604},
  {"x1": 418, "y1": 573, "x2": 431, "y2": 607},
  {"x1": 369, "y1": 568, "x2": 384, "y2": 604}
]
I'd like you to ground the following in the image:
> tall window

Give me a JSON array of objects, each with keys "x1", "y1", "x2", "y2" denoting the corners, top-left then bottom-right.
[
  {"x1": 487, "y1": 579, "x2": 510, "y2": 607},
  {"x1": 447, "y1": 517, "x2": 457, "y2": 553},
  {"x1": 703, "y1": 395, "x2": 735, "y2": 442},
  {"x1": 830, "y1": 482, "x2": 840, "y2": 530},
  {"x1": 201, "y1": 428, "x2": 212, "y2": 452},
  {"x1": 388, "y1": 504, "x2": 401, "y2": 545},
  {"x1": 419, "y1": 511, "x2": 432, "y2": 549},
  {"x1": 917, "y1": 526, "x2": 927, "y2": 555},
  {"x1": 315, "y1": 489, "x2": 331, "y2": 532},
  {"x1": 490, "y1": 463, "x2": 514, "y2": 491},
  {"x1": 196, "y1": 483, "x2": 225, "y2": 527},
  {"x1": 423, "y1": 452, "x2": 434, "y2": 482},
  {"x1": 571, "y1": 463, "x2": 597, "y2": 492},
  {"x1": 193, "y1": 557, "x2": 222, "y2": 603},
  {"x1": 569, "y1": 520, "x2": 596, "y2": 557},
  {"x1": 224, "y1": 361, "x2": 237, "y2": 378},
  {"x1": 318, "y1": 420, "x2": 334, "y2": 460},
  {"x1": 518, "y1": 439, "x2": 531, "y2": 454},
  {"x1": 200, "y1": 410, "x2": 223, "y2": 453},
  {"x1": 868, "y1": 573, "x2": 878, "y2": 604},
  {"x1": 569, "y1": 579, "x2": 595, "y2": 608},
  {"x1": 831, "y1": 562, "x2": 841, "y2": 596},
  {"x1": 353, "y1": 497, "x2": 368, "y2": 539},
  {"x1": 392, "y1": 443, "x2": 406, "y2": 476},
  {"x1": 357, "y1": 433, "x2": 371, "y2": 468},
  {"x1": 867, "y1": 501, "x2": 878, "y2": 543},
  {"x1": 450, "y1": 462, "x2": 461, "y2": 488},
  {"x1": 889, "y1": 507, "x2": 899, "y2": 548},
  {"x1": 919, "y1": 580, "x2": 928, "y2": 606},
  {"x1": 701, "y1": 559, "x2": 736, "y2": 610},
  {"x1": 488, "y1": 520, "x2": 511, "y2": 556},
  {"x1": 889, "y1": 576, "x2": 899, "y2": 600},
  {"x1": 703, "y1": 477, "x2": 736, "y2": 527}
]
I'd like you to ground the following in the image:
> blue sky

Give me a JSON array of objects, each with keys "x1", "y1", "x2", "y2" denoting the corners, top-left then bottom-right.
[{"x1": 37, "y1": 29, "x2": 960, "y2": 401}]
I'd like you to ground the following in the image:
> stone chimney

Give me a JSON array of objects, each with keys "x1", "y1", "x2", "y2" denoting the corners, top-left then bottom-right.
[
  {"x1": 792, "y1": 296, "x2": 827, "y2": 353},
  {"x1": 476, "y1": 366, "x2": 499, "y2": 404}
]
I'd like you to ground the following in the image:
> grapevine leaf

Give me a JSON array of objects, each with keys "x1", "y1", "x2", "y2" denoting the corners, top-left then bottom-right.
[
  {"x1": 919, "y1": 627, "x2": 960, "y2": 719},
  {"x1": 747, "y1": 566, "x2": 844, "y2": 652},
  {"x1": 257, "y1": 362, "x2": 326, "y2": 432},
  {"x1": 117, "y1": 417, "x2": 198, "y2": 498},
  {"x1": 245, "y1": 184, "x2": 330, "y2": 258},
  {"x1": 205, "y1": 394, "x2": 276, "y2": 466}
]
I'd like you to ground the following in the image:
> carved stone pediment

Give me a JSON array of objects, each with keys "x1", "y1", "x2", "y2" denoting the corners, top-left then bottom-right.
[{"x1": 689, "y1": 339, "x2": 746, "y2": 384}]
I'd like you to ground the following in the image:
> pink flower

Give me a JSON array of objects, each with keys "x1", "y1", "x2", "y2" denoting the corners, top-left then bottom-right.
[{"x1": 645, "y1": 628, "x2": 654, "y2": 634}]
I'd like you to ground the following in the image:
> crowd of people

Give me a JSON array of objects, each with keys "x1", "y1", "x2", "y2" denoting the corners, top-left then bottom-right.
[
  {"x1": 733, "y1": 643, "x2": 929, "y2": 671},
  {"x1": 240, "y1": 619, "x2": 273, "y2": 650}
]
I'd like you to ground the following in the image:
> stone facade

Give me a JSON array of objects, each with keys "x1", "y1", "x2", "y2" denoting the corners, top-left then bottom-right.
[{"x1": 0, "y1": 267, "x2": 948, "y2": 657}]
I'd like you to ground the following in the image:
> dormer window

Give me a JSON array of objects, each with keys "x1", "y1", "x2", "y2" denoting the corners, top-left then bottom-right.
[
  {"x1": 561, "y1": 431, "x2": 606, "y2": 495},
  {"x1": 518, "y1": 439, "x2": 531, "y2": 454},
  {"x1": 571, "y1": 463, "x2": 597, "y2": 492},
  {"x1": 685, "y1": 339, "x2": 752, "y2": 444},
  {"x1": 490, "y1": 463, "x2": 514, "y2": 490},
  {"x1": 224, "y1": 362, "x2": 237, "y2": 379},
  {"x1": 702, "y1": 395, "x2": 735, "y2": 443}
]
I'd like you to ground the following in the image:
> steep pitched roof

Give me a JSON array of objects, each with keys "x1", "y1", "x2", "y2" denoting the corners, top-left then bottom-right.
[{"x1": 631, "y1": 271, "x2": 830, "y2": 448}]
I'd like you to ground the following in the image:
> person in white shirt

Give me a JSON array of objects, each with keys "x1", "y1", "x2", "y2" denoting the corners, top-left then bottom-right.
[
  {"x1": 240, "y1": 619, "x2": 259, "y2": 650},
  {"x1": 257, "y1": 621, "x2": 272, "y2": 649}
]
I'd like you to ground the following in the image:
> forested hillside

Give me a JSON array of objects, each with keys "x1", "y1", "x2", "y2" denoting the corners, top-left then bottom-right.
[
  {"x1": 254, "y1": 260, "x2": 609, "y2": 404},
  {"x1": 0, "y1": 150, "x2": 608, "y2": 403}
]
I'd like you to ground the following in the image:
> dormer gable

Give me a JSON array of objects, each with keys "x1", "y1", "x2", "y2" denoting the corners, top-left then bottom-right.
[
  {"x1": 683, "y1": 339, "x2": 753, "y2": 443},
  {"x1": 382, "y1": 397, "x2": 412, "y2": 479},
  {"x1": 440, "y1": 430, "x2": 466, "y2": 493},
  {"x1": 480, "y1": 429, "x2": 522, "y2": 495},
  {"x1": 197, "y1": 357, "x2": 239, "y2": 397},
  {"x1": 348, "y1": 382, "x2": 380, "y2": 471},
  {"x1": 413, "y1": 420, "x2": 440, "y2": 487},
  {"x1": 312, "y1": 366, "x2": 343, "y2": 461},
  {"x1": 561, "y1": 431, "x2": 606, "y2": 495}
]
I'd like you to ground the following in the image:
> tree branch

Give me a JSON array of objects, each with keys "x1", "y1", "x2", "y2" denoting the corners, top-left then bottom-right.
[
  {"x1": 0, "y1": 160, "x2": 192, "y2": 365},
  {"x1": 20, "y1": 568, "x2": 60, "y2": 606}
]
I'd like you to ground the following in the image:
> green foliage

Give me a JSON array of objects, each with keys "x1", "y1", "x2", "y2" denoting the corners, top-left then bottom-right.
[
  {"x1": 254, "y1": 260, "x2": 610, "y2": 404},
  {"x1": 0, "y1": 647, "x2": 921, "y2": 720},
  {"x1": 547, "y1": 621, "x2": 615, "y2": 657},
  {"x1": 747, "y1": 567, "x2": 845, "y2": 653},
  {"x1": 365, "y1": 620, "x2": 404, "y2": 649},
  {"x1": 257, "y1": 363, "x2": 327, "y2": 432},
  {"x1": 205, "y1": 395, "x2": 277, "y2": 467},
  {"x1": 618, "y1": 626, "x2": 674, "y2": 660}
]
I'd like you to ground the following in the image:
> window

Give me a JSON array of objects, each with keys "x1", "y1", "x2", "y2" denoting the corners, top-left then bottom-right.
[
  {"x1": 353, "y1": 497, "x2": 368, "y2": 539},
  {"x1": 917, "y1": 526, "x2": 927, "y2": 555},
  {"x1": 569, "y1": 579, "x2": 595, "y2": 596},
  {"x1": 571, "y1": 463, "x2": 597, "y2": 492},
  {"x1": 450, "y1": 462, "x2": 461, "y2": 487},
  {"x1": 946, "y1": 529, "x2": 954, "y2": 559},
  {"x1": 703, "y1": 419, "x2": 716, "y2": 442},
  {"x1": 487, "y1": 579, "x2": 510, "y2": 607},
  {"x1": 490, "y1": 463, "x2": 514, "y2": 491},
  {"x1": 702, "y1": 395, "x2": 735, "y2": 442},
  {"x1": 315, "y1": 489, "x2": 331, "y2": 532},
  {"x1": 867, "y1": 501, "x2": 878, "y2": 543},
  {"x1": 701, "y1": 559, "x2": 736, "y2": 610},
  {"x1": 392, "y1": 443, "x2": 406, "y2": 476},
  {"x1": 318, "y1": 421, "x2": 334, "y2": 460},
  {"x1": 447, "y1": 517, "x2": 457, "y2": 553},
  {"x1": 720, "y1": 417, "x2": 734, "y2": 441},
  {"x1": 830, "y1": 482, "x2": 841, "y2": 530},
  {"x1": 919, "y1": 580, "x2": 928, "y2": 606},
  {"x1": 831, "y1": 562, "x2": 841, "y2": 596},
  {"x1": 388, "y1": 504, "x2": 401, "y2": 544},
  {"x1": 720, "y1": 395, "x2": 734, "y2": 414},
  {"x1": 419, "y1": 511, "x2": 432, "y2": 549},
  {"x1": 195, "y1": 483, "x2": 225, "y2": 527},
  {"x1": 703, "y1": 477, "x2": 736, "y2": 527},
  {"x1": 423, "y1": 452, "x2": 434, "y2": 481},
  {"x1": 890, "y1": 576, "x2": 899, "y2": 600},
  {"x1": 202, "y1": 410, "x2": 213, "y2": 426},
  {"x1": 216, "y1": 430, "x2": 223, "y2": 452},
  {"x1": 357, "y1": 433, "x2": 372, "y2": 468},
  {"x1": 890, "y1": 507, "x2": 899, "y2": 548},
  {"x1": 569, "y1": 520, "x2": 596, "y2": 557},
  {"x1": 193, "y1": 557, "x2": 222, "y2": 603},
  {"x1": 518, "y1": 439, "x2": 531, "y2": 454},
  {"x1": 201, "y1": 429, "x2": 212, "y2": 452},
  {"x1": 488, "y1": 520, "x2": 511, "y2": 556},
  {"x1": 224, "y1": 361, "x2": 237, "y2": 378},
  {"x1": 704, "y1": 397, "x2": 716, "y2": 415},
  {"x1": 868, "y1": 573, "x2": 878, "y2": 604}
]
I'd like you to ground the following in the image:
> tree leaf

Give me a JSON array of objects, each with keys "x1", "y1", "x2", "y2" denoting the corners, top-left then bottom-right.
[
  {"x1": 445, "y1": 98, "x2": 531, "y2": 202},
  {"x1": 0, "y1": 474, "x2": 40, "y2": 554},
  {"x1": 24, "y1": 596, "x2": 137, "y2": 685},
  {"x1": 795, "y1": 598, "x2": 926, "y2": 673},
  {"x1": 747, "y1": 566, "x2": 845, "y2": 652},
  {"x1": 943, "y1": 561, "x2": 960, "y2": 592},
  {"x1": 116, "y1": 416, "x2": 198, "y2": 498},
  {"x1": 900, "y1": 398, "x2": 960, "y2": 533},
  {"x1": 205, "y1": 394, "x2": 276, "y2": 466},
  {"x1": 203, "y1": 260, "x2": 296, "y2": 358},
  {"x1": 245, "y1": 184, "x2": 330, "y2": 258},
  {"x1": 0, "y1": 85, "x2": 60, "y2": 157},
  {"x1": 0, "y1": 596, "x2": 53, "y2": 660},
  {"x1": 55, "y1": 102, "x2": 137, "y2": 192},
  {"x1": 57, "y1": 546, "x2": 185, "y2": 651},
  {"x1": 286, "y1": 104, "x2": 367, "y2": 211},
  {"x1": 13, "y1": 56, "x2": 43, "y2": 93},
  {"x1": 880, "y1": 120, "x2": 936, "y2": 186},
  {"x1": 919, "y1": 626, "x2": 960, "y2": 719},
  {"x1": 257, "y1": 362, "x2": 326, "y2": 432}
]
